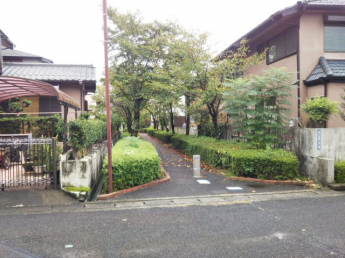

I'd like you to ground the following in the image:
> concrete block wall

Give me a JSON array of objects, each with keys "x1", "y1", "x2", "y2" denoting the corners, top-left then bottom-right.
[
  {"x1": 60, "y1": 142, "x2": 107, "y2": 188},
  {"x1": 294, "y1": 128, "x2": 345, "y2": 184}
]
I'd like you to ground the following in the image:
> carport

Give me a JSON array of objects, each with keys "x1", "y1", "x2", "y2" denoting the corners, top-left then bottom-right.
[{"x1": 0, "y1": 76, "x2": 80, "y2": 151}]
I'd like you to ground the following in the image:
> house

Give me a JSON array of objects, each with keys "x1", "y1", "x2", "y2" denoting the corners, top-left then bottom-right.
[
  {"x1": 219, "y1": 0, "x2": 345, "y2": 128},
  {"x1": 0, "y1": 29, "x2": 96, "y2": 121}
]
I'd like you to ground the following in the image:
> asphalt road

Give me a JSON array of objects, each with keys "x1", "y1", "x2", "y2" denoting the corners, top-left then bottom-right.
[{"x1": 0, "y1": 193, "x2": 344, "y2": 258}]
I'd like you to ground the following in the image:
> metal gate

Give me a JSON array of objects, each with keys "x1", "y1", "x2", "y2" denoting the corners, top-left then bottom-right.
[{"x1": 0, "y1": 136, "x2": 58, "y2": 190}]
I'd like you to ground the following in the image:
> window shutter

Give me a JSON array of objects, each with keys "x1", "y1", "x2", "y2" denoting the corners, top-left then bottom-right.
[
  {"x1": 285, "y1": 27, "x2": 298, "y2": 55},
  {"x1": 325, "y1": 26, "x2": 345, "y2": 52}
]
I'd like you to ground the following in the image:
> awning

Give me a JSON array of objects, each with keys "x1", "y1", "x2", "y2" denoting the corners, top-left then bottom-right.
[{"x1": 0, "y1": 76, "x2": 80, "y2": 109}]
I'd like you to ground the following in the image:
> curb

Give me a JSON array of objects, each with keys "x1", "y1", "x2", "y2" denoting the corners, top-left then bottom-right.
[
  {"x1": 97, "y1": 168, "x2": 171, "y2": 200},
  {"x1": 230, "y1": 176, "x2": 315, "y2": 186}
]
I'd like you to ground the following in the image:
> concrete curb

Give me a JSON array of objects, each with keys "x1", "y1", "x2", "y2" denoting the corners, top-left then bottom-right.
[
  {"x1": 230, "y1": 176, "x2": 315, "y2": 186},
  {"x1": 97, "y1": 168, "x2": 171, "y2": 200}
]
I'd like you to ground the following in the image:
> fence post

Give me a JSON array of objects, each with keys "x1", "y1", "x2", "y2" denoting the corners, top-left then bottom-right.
[{"x1": 52, "y1": 137, "x2": 57, "y2": 190}]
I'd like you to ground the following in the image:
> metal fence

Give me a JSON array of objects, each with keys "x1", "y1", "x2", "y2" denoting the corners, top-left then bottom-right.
[{"x1": 0, "y1": 136, "x2": 57, "y2": 190}]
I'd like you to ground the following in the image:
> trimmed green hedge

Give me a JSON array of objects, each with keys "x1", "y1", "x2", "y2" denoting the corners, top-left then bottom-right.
[
  {"x1": 231, "y1": 149, "x2": 299, "y2": 180},
  {"x1": 152, "y1": 130, "x2": 173, "y2": 143},
  {"x1": 147, "y1": 128, "x2": 155, "y2": 136},
  {"x1": 139, "y1": 128, "x2": 148, "y2": 133},
  {"x1": 335, "y1": 161, "x2": 345, "y2": 183},
  {"x1": 68, "y1": 119, "x2": 107, "y2": 151},
  {"x1": 171, "y1": 134, "x2": 253, "y2": 168},
  {"x1": 170, "y1": 134, "x2": 299, "y2": 180},
  {"x1": 103, "y1": 137, "x2": 161, "y2": 192}
]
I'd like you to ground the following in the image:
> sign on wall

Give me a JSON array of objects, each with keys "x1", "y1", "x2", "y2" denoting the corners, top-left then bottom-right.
[{"x1": 317, "y1": 129, "x2": 321, "y2": 150}]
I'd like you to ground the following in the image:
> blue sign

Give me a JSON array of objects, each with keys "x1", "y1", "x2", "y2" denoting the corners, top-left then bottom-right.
[{"x1": 317, "y1": 129, "x2": 321, "y2": 150}]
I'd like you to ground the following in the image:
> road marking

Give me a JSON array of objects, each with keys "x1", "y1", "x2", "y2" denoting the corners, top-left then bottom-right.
[
  {"x1": 197, "y1": 180, "x2": 210, "y2": 184},
  {"x1": 226, "y1": 187, "x2": 243, "y2": 190}
]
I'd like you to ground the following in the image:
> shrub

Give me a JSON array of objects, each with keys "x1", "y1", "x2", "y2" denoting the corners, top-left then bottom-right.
[
  {"x1": 302, "y1": 96, "x2": 338, "y2": 123},
  {"x1": 231, "y1": 149, "x2": 299, "y2": 180},
  {"x1": 171, "y1": 134, "x2": 299, "y2": 180},
  {"x1": 335, "y1": 161, "x2": 345, "y2": 183},
  {"x1": 147, "y1": 128, "x2": 155, "y2": 136},
  {"x1": 103, "y1": 137, "x2": 161, "y2": 192},
  {"x1": 139, "y1": 128, "x2": 148, "y2": 133},
  {"x1": 121, "y1": 132, "x2": 131, "y2": 138},
  {"x1": 152, "y1": 130, "x2": 173, "y2": 143},
  {"x1": 171, "y1": 134, "x2": 253, "y2": 168},
  {"x1": 68, "y1": 119, "x2": 107, "y2": 151}
]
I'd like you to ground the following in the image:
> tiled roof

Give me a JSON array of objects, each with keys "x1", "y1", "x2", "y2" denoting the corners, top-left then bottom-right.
[
  {"x1": 305, "y1": 57, "x2": 345, "y2": 85},
  {"x1": 3, "y1": 49, "x2": 53, "y2": 63},
  {"x1": 307, "y1": 0, "x2": 345, "y2": 5},
  {"x1": 218, "y1": 0, "x2": 345, "y2": 59},
  {"x1": 2, "y1": 63, "x2": 96, "y2": 82}
]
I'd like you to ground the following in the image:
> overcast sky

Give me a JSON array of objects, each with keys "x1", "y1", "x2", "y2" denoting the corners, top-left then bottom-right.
[{"x1": 1, "y1": 0, "x2": 298, "y2": 82}]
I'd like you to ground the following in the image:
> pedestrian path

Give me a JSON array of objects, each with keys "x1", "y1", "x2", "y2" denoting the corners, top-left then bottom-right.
[{"x1": 114, "y1": 133, "x2": 307, "y2": 200}]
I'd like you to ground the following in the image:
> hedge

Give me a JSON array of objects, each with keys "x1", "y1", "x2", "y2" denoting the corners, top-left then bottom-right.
[
  {"x1": 231, "y1": 149, "x2": 299, "y2": 180},
  {"x1": 103, "y1": 137, "x2": 161, "y2": 192},
  {"x1": 0, "y1": 115, "x2": 63, "y2": 138},
  {"x1": 169, "y1": 134, "x2": 299, "y2": 180},
  {"x1": 335, "y1": 161, "x2": 345, "y2": 183},
  {"x1": 68, "y1": 119, "x2": 107, "y2": 151},
  {"x1": 171, "y1": 134, "x2": 253, "y2": 168},
  {"x1": 152, "y1": 130, "x2": 173, "y2": 143},
  {"x1": 147, "y1": 128, "x2": 155, "y2": 136},
  {"x1": 139, "y1": 128, "x2": 148, "y2": 133}
]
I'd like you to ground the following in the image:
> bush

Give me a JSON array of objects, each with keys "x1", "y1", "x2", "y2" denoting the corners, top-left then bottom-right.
[
  {"x1": 103, "y1": 137, "x2": 161, "y2": 192},
  {"x1": 171, "y1": 134, "x2": 299, "y2": 180},
  {"x1": 146, "y1": 128, "x2": 154, "y2": 136},
  {"x1": 302, "y1": 96, "x2": 338, "y2": 123},
  {"x1": 152, "y1": 130, "x2": 173, "y2": 143},
  {"x1": 139, "y1": 128, "x2": 148, "y2": 133},
  {"x1": 335, "y1": 161, "x2": 345, "y2": 183},
  {"x1": 68, "y1": 119, "x2": 107, "y2": 151},
  {"x1": 171, "y1": 134, "x2": 253, "y2": 168},
  {"x1": 121, "y1": 132, "x2": 131, "y2": 138},
  {"x1": 231, "y1": 149, "x2": 299, "y2": 180}
]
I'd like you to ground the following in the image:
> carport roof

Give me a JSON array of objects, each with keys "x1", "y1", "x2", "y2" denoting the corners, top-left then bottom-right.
[{"x1": 0, "y1": 76, "x2": 80, "y2": 109}]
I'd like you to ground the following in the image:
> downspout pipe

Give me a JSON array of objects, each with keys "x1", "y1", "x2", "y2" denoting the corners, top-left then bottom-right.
[{"x1": 0, "y1": 32, "x2": 3, "y2": 75}]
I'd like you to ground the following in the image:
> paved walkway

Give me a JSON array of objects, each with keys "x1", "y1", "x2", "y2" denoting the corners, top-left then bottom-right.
[
  {"x1": 0, "y1": 186, "x2": 77, "y2": 208},
  {"x1": 113, "y1": 134, "x2": 307, "y2": 200}
]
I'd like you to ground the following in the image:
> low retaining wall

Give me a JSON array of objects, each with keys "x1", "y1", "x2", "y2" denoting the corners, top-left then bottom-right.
[
  {"x1": 294, "y1": 128, "x2": 345, "y2": 185},
  {"x1": 60, "y1": 142, "x2": 107, "y2": 189}
]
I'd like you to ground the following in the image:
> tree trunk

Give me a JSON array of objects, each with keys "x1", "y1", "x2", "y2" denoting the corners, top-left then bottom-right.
[
  {"x1": 133, "y1": 100, "x2": 141, "y2": 137},
  {"x1": 186, "y1": 95, "x2": 190, "y2": 136},
  {"x1": 169, "y1": 103, "x2": 175, "y2": 134}
]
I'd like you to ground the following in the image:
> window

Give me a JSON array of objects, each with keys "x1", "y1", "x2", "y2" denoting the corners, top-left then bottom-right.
[
  {"x1": 325, "y1": 26, "x2": 345, "y2": 52},
  {"x1": 324, "y1": 15, "x2": 345, "y2": 52},
  {"x1": 267, "y1": 26, "x2": 298, "y2": 63}
]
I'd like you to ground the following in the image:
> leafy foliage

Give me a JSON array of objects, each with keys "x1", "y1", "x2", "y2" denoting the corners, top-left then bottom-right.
[
  {"x1": 0, "y1": 115, "x2": 63, "y2": 138},
  {"x1": 231, "y1": 149, "x2": 299, "y2": 180},
  {"x1": 103, "y1": 137, "x2": 161, "y2": 192},
  {"x1": 151, "y1": 130, "x2": 174, "y2": 143},
  {"x1": 170, "y1": 134, "x2": 298, "y2": 180},
  {"x1": 302, "y1": 96, "x2": 338, "y2": 123},
  {"x1": 223, "y1": 67, "x2": 295, "y2": 148},
  {"x1": 68, "y1": 119, "x2": 107, "y2": 151},
  {"x1": 335, "y1": 161, "x2": 345, "y2": 183}
]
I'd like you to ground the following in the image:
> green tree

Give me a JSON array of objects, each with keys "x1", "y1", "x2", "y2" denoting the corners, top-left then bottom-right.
[
  {"x1": 107, "y1": 8, "x2": 179, "y2": 136},
  {"x1": 223, "y1": 67, "x2": 295, "y2": 148}
]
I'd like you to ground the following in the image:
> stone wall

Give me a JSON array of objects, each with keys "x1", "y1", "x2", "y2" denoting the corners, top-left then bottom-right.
[{"x1": 294, "y1": 128, "x2": 345, "y2": 184}]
